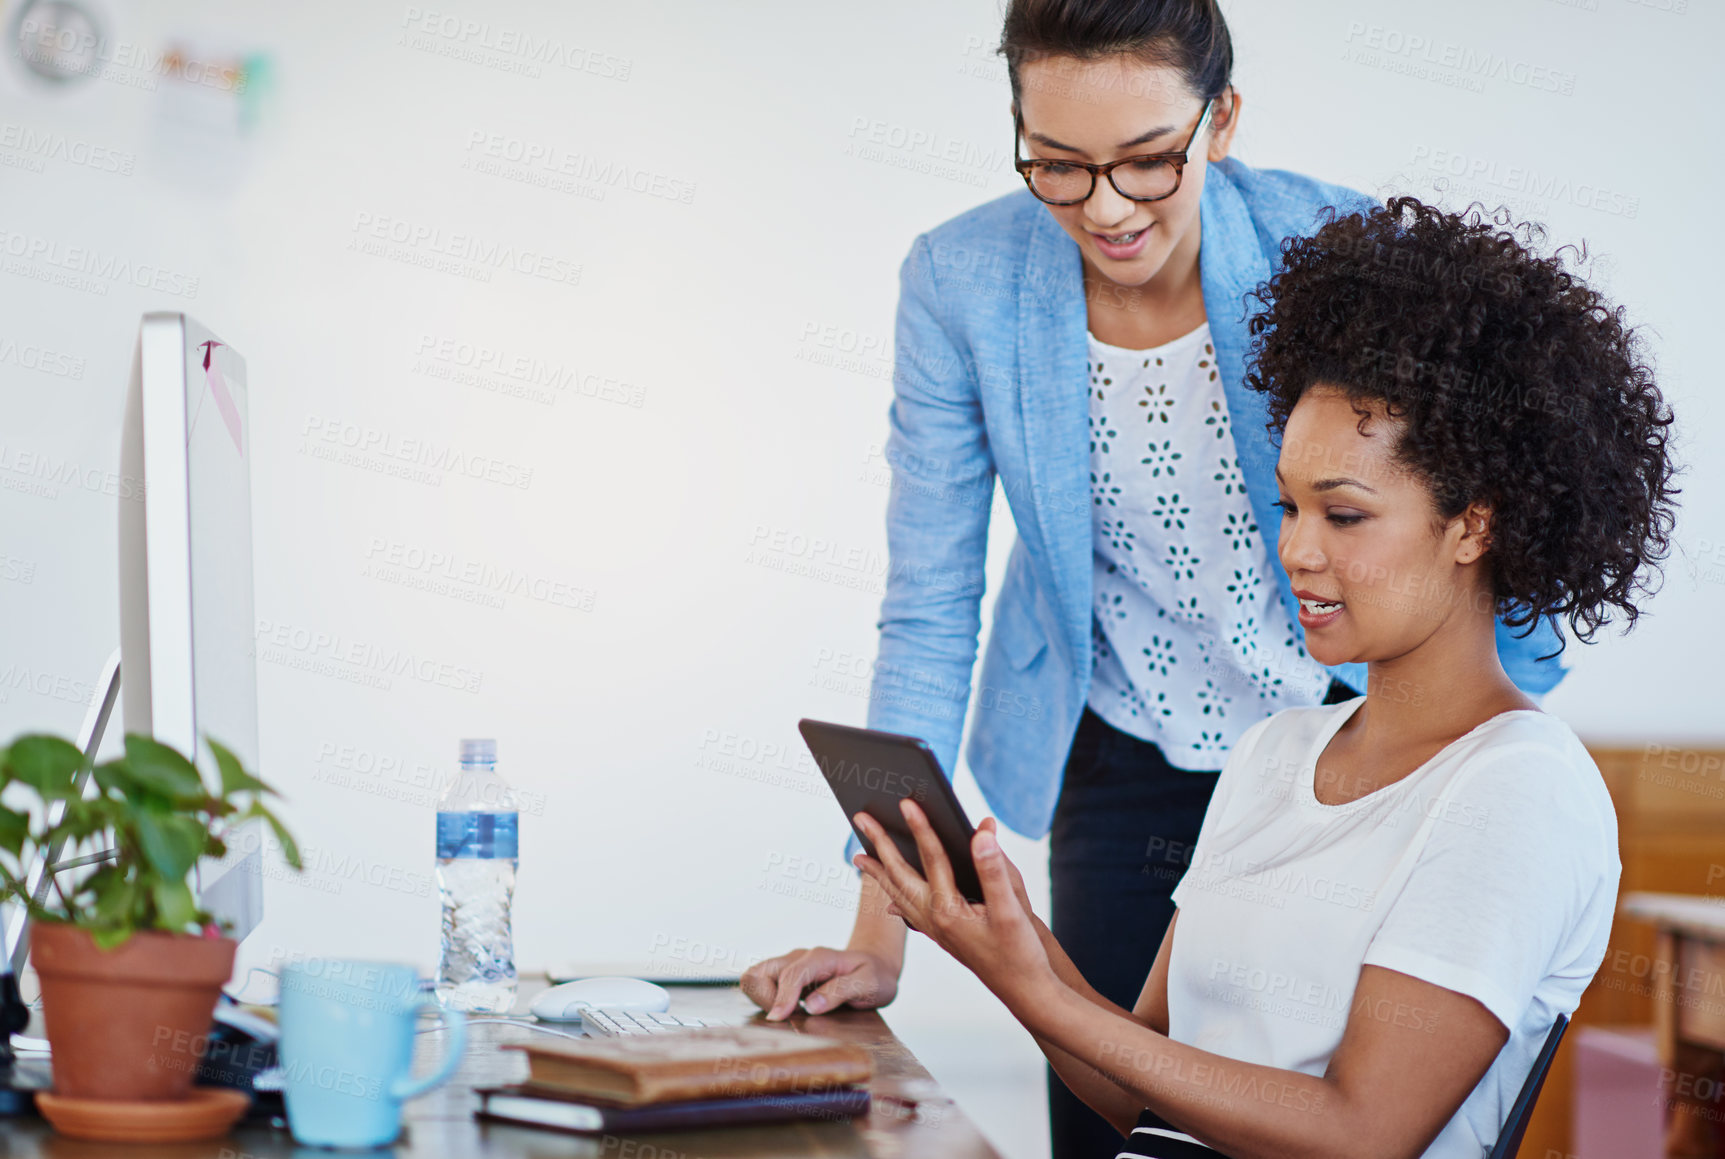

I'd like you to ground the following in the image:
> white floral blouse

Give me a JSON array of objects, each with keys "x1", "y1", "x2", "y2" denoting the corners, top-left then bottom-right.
[{"x1": 1085, "y1": 322, "x2": 1331, "y2": 769}]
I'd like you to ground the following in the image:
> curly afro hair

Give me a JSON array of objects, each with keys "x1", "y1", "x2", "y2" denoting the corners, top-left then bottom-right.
[{"x1": 1244, "y1": 195, "x2": 1678, "y2": 656}]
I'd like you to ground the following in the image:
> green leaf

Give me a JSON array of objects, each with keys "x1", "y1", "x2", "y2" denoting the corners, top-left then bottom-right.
[
  {"x1": 152, "y1": 880, "x2": 198, "y2": 932},
  {"x1": 83, "y1": 863, "x2": 120, "y2": 897},
  {"x1": 253, "y1": 806, "x2": 301, "y2": 871},
  {"x1": 0, "y1": 863, "x2": 29, "y2": 909},
  {"x1": 91, "y1": 925, "x2": 133, "y2": 950},
  {"x1": 133, "y1": 812, "x2": 206, "y2": 881},
  {"x1": 88, "y1": 867, "x2": 137, "y2": 926},
  {"x1": 121, "y1": 735, "x2": 205, "y2": 801},
  {"x1": 56, "y1": 803, "x2": 110, "y2": 843},
  {"x1": 92, "y1": 759, "x2": 138, "y2": 796},
  {"x1": 94, "y1": 760, "x2": 184, "y2": 818},
  {"x1": 6, "y1": 735, "x2": 86, "y2": 799},
  {"x1": 207, "y1": 737, "x2": 274, "y2": 797},
  {"x1": 0, "y1": 805, "x2": 26, "y2": 857}
]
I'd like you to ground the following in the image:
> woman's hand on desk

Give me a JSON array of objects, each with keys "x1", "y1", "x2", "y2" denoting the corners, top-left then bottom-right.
[
  {"x1": 852, "y1": 804, "x2": 1056, "y2": 1009},
  {"x1": 741, "y1": 945, "x2": 901, "y2": 1021}
]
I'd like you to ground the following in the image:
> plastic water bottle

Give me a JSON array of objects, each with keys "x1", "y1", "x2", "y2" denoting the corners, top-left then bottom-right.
[{"x1": 435, "y1": 738, "x2": 518, "y2": 1012}]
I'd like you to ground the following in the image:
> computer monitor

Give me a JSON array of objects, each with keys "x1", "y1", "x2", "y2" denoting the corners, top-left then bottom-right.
[
  {"x1": 118, "y1": 312, "x2": 265, "y2": 941},
  {"x1": 0, "y1": 313, "x2": 268, "y2": 981}
]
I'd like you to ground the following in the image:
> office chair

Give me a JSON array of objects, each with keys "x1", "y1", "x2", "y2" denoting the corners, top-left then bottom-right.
[{"x1": 1488, "y1": 1013, "x2": 1570, "y2": 1159}]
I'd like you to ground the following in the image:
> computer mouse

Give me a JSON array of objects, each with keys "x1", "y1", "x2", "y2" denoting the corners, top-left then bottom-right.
[{"x1": 529, "y1": 977, "x2": 671, "y2": 1023}]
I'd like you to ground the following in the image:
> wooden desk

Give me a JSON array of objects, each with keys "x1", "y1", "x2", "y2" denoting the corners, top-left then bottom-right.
[
  {"x1": 0, "y1": 981, "x2": 1003, "y2": 1158},
  {"x1": 1621, "y1": 891, "x2": 1725, "y2": 1158}
]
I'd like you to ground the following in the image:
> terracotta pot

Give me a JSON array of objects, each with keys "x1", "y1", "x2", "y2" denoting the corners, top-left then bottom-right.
[{"x1": 31, "y1": 922, "x2": 237, "y2": 1100}]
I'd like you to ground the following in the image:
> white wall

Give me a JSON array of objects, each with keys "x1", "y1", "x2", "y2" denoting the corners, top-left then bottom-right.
[{"x1": 1, "y1": 2, "x2": 1715, "y2": 1156}]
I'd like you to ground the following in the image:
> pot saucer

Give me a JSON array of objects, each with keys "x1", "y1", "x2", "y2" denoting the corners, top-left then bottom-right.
[{"x1": 36, "y1": 1087, "x2": 250, "y2": 1142}]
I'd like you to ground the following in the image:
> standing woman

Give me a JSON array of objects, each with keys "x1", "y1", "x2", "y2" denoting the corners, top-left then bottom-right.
[{"x1": 743, "y1": 4, "x2": 1564, "y2": 1157}]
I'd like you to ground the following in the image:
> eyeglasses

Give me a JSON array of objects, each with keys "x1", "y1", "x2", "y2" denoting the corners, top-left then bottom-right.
[{"x1": 1013, "y1": 98, "x2": 1216, "y2": 206}]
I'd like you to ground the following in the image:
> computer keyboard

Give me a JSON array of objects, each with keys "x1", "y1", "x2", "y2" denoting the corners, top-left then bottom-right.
[{"x1": 581, "y1": 1007, "x2": 715, "y2": 1037}]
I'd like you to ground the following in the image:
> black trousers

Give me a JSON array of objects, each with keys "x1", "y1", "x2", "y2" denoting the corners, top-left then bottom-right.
[{"x1": 1047, "y1": 681, "x2": 1356, "y2": 1159}]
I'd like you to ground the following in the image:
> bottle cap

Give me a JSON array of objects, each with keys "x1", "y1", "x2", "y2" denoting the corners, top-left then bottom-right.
[{"x1": 459, "y1": 738, "x2": 497, "y2": 764}]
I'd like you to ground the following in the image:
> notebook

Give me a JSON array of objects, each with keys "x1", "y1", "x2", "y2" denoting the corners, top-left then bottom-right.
[{"x1": 475, "y1": 1083, "x2": 871, "y2": 1134}]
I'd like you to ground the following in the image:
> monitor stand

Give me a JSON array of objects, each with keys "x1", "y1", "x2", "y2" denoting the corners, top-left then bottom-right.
[{"x1": 0, "y1": 649, "x2": 122, "y2": 1116}]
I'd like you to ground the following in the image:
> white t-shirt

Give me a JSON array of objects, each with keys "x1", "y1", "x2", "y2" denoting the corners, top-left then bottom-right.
[
  {"x1": 1085, "y1": 323, "x2": 1331, "y2": 769},
  {"x1": 1167, "y1": 696, "x2": 1620, "y2": 1157}
]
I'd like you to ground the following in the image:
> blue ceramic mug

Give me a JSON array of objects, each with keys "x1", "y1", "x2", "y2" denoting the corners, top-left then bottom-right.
[{"x1": 271, "y1": 959, "x2": 467, "y2": 1148}]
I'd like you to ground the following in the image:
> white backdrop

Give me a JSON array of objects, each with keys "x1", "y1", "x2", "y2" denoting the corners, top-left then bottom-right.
[{"x1": 1, "y1": 2, "x2": 1716, "y2": 1155}]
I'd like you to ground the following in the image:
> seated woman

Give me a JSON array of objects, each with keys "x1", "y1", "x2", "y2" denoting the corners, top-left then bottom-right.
[{"x1": 851, "y1": 196, "x2": 1678, "y2": 1159}]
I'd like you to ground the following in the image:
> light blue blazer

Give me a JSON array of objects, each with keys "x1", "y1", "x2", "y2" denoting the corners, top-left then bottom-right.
[{"x1": 861, "y1": 156, "x2": 1568, "y2": 840}]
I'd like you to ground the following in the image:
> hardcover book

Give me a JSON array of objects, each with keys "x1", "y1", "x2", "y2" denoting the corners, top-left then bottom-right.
[{"x1": 500, "y1": 1027, "x2": 873, "y2": 1106}]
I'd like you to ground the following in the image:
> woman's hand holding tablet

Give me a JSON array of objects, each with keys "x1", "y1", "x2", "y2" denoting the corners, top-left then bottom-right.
[{"x1": 851, "y1": 805, "x2": 1056, "y2": 1008}]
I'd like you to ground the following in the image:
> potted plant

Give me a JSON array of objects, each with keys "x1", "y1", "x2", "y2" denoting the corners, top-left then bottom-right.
[{"x1": 0, "y1": 732, "x2": 300, "y2": 1101}]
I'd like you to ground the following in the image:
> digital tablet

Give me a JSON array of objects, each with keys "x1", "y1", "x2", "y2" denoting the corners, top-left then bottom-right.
[{"x1": 797, "y1": 718, "x2": 984, "y2": 904}]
